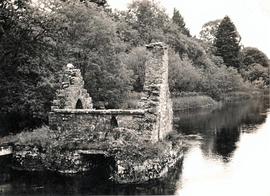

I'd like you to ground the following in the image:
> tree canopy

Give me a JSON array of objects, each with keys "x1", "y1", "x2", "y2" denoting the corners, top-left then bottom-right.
[
  {"x1": 214, "y1": 16, "x2": 241, "y2": 68},
  {"x1": 199, "y1": 19, "x2": 221, "y2": 44},
  {"x1": 172, "y1": 8, "x2": 191, "y2": 37},
  {"x1": 241, "y1": 47, "x2": 269, "y2": 68}
]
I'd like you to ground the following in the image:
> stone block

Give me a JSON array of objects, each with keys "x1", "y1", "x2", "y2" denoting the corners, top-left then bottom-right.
[{"x1": 151, "y1": 91, "x2": 160, "y2": 96}]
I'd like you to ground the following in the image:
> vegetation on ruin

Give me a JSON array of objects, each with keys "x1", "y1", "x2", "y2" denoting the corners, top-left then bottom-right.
[
  {"x1": 0, "y1": 125, "x2": 176, "y2": 164},
  {"x1": 0, "y1": 0, "x2": 269, "y2": 132}
]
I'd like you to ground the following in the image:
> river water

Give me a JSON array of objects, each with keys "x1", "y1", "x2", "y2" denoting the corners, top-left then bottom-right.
[{"x1": 0, "y1": 98, "x2": 269, "y2": 195}]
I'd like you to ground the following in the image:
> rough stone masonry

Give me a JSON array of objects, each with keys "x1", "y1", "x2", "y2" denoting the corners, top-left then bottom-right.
[{"x1": 49, "y1": 42, "x2": 173, "y2": 143}]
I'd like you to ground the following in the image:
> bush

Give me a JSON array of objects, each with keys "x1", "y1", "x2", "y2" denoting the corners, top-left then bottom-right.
[
  {"x1": 169, "y1": 51, "x2": 202, "y2": 92},
  {"x1": 240, "y1": 63, "x2": 269, "y2": 88},
  {"x1": 201, "y1": 65, "x2": 248, "y2": 100}
]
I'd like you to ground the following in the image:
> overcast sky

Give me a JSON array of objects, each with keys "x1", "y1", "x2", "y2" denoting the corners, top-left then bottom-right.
[{"x1": 107, "y1": 0, "x2": 270, "y2": 57}]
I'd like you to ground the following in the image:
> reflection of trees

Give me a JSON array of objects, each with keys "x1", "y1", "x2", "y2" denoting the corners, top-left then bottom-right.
[
  {"x1": 212, "y1": 126, "x2": 240, "y2": 162},
  {"x1": 0, "y1": 156, "x2": 11, "y2": 185},
  {"x1": 174, "y1": 98, "x2": 268, "y2": 162}
]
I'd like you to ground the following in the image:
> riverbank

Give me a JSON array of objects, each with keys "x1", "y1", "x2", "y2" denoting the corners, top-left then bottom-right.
[
  {"x1": 172, "y1": 90, "x2": 268, "y2": 111},
  {"x1": 172, "y1": 95, "x2": 219, "y2": 111}
]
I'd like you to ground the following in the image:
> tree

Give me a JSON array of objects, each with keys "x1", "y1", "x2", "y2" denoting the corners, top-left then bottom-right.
[
  {"x1": 54, "y1": 0, "x2": 133, "y2": 108},
  {"x1": 172, "y1": 8, "x2": 190, "y2": 37},
  {"x1": 239, "y1": 47, "x2": 269, "y2": 88},
  {"x1": 168, "y1": 51, "x2": 202, "y2": 92},
  {"x1": 0, "y1": 0, "x2": 133, "y2": 131},
  {"x1": 0, "y1": 0, "x2": 60, "y2": 128},
  {"x1": 241, "y1": 47, "x2": 269, "y2": 68},
  {"x1": 214, "y1": 16, "x2": 241, "y2": 68},
  {"x1": 199, "y1": 19, "x2": 221, "y2": 44},
  {"x1": 124, "y1": 0, "x2": 169, "y2": 45},
  {"x1": 120, "y1": 47, "x2": 150, "y2": 91}
]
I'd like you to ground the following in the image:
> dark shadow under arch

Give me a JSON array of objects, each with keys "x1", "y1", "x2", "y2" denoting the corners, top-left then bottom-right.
[
  {"x1": 110, "y1": 116, "x2": 118, "y2": 128},
  {"x1": 75, "y1": 99, "x2": 83, "y2": 109}
]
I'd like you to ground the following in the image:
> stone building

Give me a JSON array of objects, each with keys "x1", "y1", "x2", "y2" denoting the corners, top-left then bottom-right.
[
  {"x1": 8, "y1": 42, "x2": 183, "y2": 184},
  {"x1": 44, "y1": 42, "x2": 182, "y2": 183},
  {"x1": 49, "y1": 42, "x2": 173, "y2": 143}
]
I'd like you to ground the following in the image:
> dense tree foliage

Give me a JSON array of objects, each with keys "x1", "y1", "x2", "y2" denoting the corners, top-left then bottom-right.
[
  {"x1": 241, "y1": 47, "x2": 269, "y2": 68},
  {"x1": 240, "y1": 64, "x2": 269, "y2": 88},
  {"x1": 53, "y1": 1, "x2": 133, "y2": 108},
  {"x1": 214, "y1": 16, "x2": 241, "y2": 68},
  {"x1": 122, "y1": 0, "x2": 169, "y2": 45},
  {"x1": 199, "y1": 19, "x2": 221, "y2": 44},
  {"x1": 239, "y1": 47, "x2": 269, "y2": 88},
  {"x1": 0, "y1": 0, "x2": 267, "y2": 132},
  {"x1": 172, "y1": 8, "x2": 190, "y2": 37},
  {"x1": 0, "y1": 0, "x2": 60, "y2": 127},
  {"x1": 120, "y1": 47, "x2": 150, "y2": 92}
]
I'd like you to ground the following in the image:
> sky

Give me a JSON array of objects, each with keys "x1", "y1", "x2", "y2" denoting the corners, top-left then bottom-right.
[{"x1": 107, "y1": 0, "x2": 270, "y2": 57}]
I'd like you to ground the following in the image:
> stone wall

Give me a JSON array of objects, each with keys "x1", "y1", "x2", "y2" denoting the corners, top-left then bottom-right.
[
  {"x1": 49, "y1": 109, "x2": 151, "y2": 143},
  {"x1": 139, "y1": 42, "x2": 173, "y2": 142},
  {"x1": 49, "y1": 42, "x2": 173, "y2": 144},
  {"x1": 51, "y1": 66, "x2": 93, "y2": 110}
]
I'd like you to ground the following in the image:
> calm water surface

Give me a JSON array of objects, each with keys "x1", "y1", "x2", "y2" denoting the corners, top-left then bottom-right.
[{"x1": 0, "y1": 98, "x2": 269, "y2": 195}]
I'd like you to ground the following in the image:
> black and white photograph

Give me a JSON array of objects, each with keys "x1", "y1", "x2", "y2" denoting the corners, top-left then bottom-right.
[{"x1": 0, "y1": 0, "x2": 269, "y2": 195}]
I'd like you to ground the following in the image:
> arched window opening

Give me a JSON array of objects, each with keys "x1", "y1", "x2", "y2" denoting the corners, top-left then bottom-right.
[
  {"x1": 110, "y1": 116, "x2": 118, "y2": 128},
  {"x1": 75, "y1": 99, "x2": 83, "y2": 109}
]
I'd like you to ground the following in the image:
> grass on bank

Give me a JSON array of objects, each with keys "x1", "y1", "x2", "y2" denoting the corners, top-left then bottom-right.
[
  {"x1": 172, "y1": 95, "x2": 219, "y2": 111},
  {"x1": 0, "y1": 126, "x2": 53, "y2": 148},
  {"x1": 172, "y1": 90, "x2": 263, "y2": 111}
]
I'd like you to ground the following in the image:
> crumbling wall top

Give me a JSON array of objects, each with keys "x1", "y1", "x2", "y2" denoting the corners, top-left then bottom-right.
[{"x1": 51, "y1": 64, "x2": 93, "y2": 110}]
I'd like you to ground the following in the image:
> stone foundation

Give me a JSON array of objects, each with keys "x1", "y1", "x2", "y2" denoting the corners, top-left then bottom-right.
[{"x1": 11, "y1": 139, "x2": 183, "y2": 183}]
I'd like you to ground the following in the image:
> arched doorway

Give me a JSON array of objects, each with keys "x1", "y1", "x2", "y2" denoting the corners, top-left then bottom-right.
[
  {"x1": 110, "y1": 116, "x2": 118, "y2": 128},
  {"x1": 75, "y1": 99, "x2": 83, "y2": 109}
]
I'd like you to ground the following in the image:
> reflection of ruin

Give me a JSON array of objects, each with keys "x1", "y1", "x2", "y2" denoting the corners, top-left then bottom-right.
[{"x1": 47, "y1": 42, "x2": 180, "y2": 183}]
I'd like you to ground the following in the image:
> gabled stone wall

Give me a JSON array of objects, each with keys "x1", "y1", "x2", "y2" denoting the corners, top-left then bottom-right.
[{"x1": 51, "y1": 66, "x2": 93, "y2": 110}]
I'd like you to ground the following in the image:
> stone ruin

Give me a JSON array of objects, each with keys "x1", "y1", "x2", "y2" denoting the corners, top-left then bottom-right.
[
  {"x1": 49, "y1": 42, "x2": 173, "y2": 143},
  {"x1": 51, "y1": 64, "x2": 93, "y2": 110},
  {"x1": 46, "y1": 42, "x2": 180, "y2": 183}
]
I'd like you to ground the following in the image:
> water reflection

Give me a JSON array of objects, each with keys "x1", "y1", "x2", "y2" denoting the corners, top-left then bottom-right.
[
  {"x1": 174, "y1": 98, "x2": 269, "y2": 161},
  {"x1": 213, "y1": 126, "x2": 240, "y2": 162},
  {"x1": 0, "y1": 161, "x2": 183, "y2": 195},
  {"x1": 177, "y1": 108, "x2": 270, "y2": 196},
  {"x1": 0, "y1": 98, "x2": 269, "y2": 195}
]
